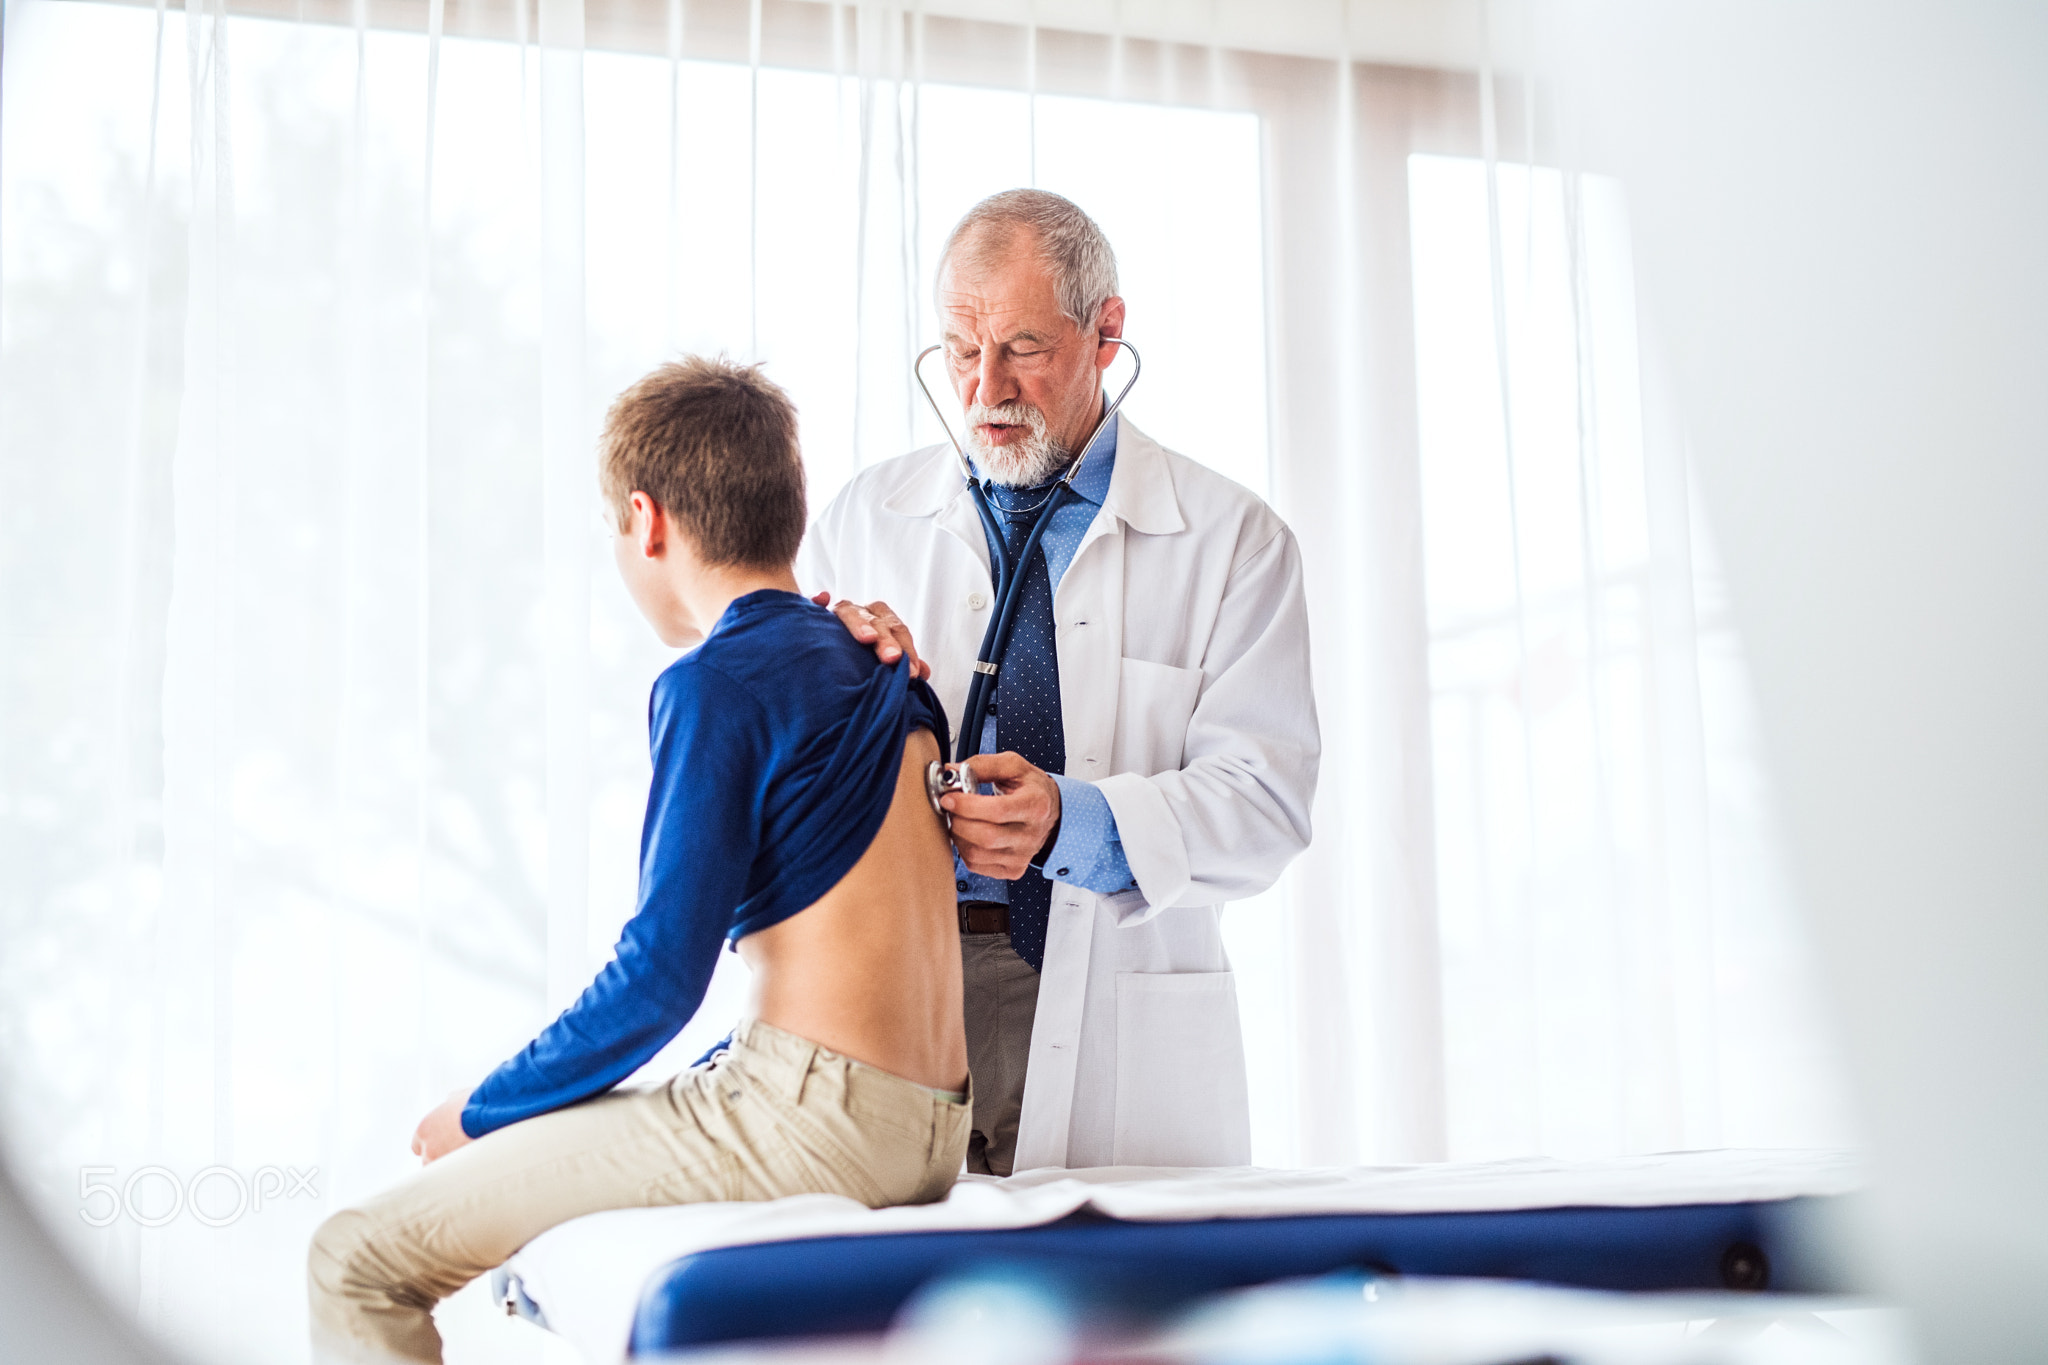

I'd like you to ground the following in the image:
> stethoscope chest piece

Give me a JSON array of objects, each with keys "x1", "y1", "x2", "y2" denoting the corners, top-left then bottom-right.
[{"x1": 925, "y1": 759, "x2": 974, "y2": 822}]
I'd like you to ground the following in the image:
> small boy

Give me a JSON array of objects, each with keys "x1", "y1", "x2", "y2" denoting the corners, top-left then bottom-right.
[{"x1": 308, "y1": 358, "x2": 970, "y2": 1364}]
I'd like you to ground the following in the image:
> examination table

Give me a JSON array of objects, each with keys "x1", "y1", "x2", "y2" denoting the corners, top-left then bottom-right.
[{"x1": 493, "y1": 1148, "x2": 1855, "y2": 1361}]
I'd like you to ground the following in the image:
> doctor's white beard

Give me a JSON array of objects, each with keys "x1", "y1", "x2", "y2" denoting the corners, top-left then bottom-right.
[{"x1": 965, "y1": 401, "x2": 1071, "y2": 488}]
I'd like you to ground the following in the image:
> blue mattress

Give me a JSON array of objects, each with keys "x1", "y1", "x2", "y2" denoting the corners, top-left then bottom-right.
[{"x1": 628, "y1": 1196, "x2": 1829, "y2": 1352}]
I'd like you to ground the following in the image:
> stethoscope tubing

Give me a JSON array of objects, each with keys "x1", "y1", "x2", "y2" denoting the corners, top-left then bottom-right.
[
  {"x1": 952, "y1": 479, "x2": 1073, "y2": 763},
  {"x1": 912, "y1": 338, "x2": 1142, "y2": 765}
]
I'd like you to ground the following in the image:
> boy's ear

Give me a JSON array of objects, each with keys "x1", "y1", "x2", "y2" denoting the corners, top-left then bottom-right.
[{"x1": 630, "y1": 491, "x2": 669, "y2": 558}]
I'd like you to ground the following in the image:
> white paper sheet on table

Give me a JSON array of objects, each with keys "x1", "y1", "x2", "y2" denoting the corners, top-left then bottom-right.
[{"x1": 504, "y1": 1148, "x2": 1858, "y2": 1364}]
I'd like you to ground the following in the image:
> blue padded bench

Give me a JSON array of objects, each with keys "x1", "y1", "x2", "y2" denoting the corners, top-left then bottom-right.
[{"x1": 627, "y1": 1196, "x2": 1827, "y2": 1352}]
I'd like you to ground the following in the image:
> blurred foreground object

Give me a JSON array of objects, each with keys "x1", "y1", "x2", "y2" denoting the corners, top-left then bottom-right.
[
  {"x1": 1164, "y1": 1277, "x2": 1908, "y2": 1365},
  {"x1": 660, "y1": 1276, "x2": 1909, "y2": 1365},
  {"x1": 1548, "y1": 0, "x2": 2048, "y2": 1359},
  {"x1": 0, "y1": 1161, "x2": 164, "y2": 1363}
]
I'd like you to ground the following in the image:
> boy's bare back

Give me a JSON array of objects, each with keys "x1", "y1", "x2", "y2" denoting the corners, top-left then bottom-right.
[{"x1": 738, "y1": 727, "x2": 968, "y2": 1093}]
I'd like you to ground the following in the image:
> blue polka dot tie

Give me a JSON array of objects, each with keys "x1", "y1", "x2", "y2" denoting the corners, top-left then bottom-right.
[{"x1": 985, "y1": 479, "x2": 1065, "y2": 973}]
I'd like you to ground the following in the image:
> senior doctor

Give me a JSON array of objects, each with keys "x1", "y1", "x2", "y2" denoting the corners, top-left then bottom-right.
[{"x1": 801, "y1": 189, "x2": 1318, "y2": 1176}]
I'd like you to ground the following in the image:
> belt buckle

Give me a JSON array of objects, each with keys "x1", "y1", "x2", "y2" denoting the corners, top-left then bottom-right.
[{"x1": 957, "y1": 901, "x2": 1009, "y2": 936}]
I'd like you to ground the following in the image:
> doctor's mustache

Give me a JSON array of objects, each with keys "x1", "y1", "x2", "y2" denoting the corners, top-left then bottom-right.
[{"x1": 964, "y1": 400, "x2": 1070, "y2": 486}]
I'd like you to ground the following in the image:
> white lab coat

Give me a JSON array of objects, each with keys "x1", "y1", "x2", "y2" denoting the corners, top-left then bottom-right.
[{"x1": 797, "y1": 414, "x2": 1320, "y2": 1171}]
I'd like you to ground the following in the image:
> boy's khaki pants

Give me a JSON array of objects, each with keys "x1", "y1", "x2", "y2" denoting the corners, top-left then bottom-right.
[{"x1": 308, "y1": 1018, "x2": 971, "y2": 1364}]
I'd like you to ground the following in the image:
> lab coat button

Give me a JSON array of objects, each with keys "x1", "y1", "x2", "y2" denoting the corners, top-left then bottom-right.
[{"x1": 967, "y1": 592, "x2": 988, "y2": 610}]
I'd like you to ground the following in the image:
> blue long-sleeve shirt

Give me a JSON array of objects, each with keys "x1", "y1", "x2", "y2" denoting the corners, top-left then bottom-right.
[
  {"x1": 461, "y1": 590, "x2": 949, "y2": 1138},
  {"x1": 956, "y1": 417, "x2": 1140, "y2": 904}
]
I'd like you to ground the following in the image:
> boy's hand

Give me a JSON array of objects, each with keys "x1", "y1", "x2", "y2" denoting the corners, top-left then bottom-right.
[
  {"x1": 813, "y1": 592, "x2": 930, "y2": 680},
  {"x1": 941, "y1": 750, "x2": 1062, "y2": 879},
  {"x1": 411, "y1": 1089, "x2": 476, "y2": 1165}
]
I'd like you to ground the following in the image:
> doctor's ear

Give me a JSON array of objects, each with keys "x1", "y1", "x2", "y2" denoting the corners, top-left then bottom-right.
[{"x1": 1094, "y1": 297, "x2": 1127, "y2": 368}]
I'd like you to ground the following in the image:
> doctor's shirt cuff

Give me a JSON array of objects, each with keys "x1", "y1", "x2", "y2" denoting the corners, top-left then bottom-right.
[{"x1": 1044, "y1": 775, "x2": 1140, "y2": 895}]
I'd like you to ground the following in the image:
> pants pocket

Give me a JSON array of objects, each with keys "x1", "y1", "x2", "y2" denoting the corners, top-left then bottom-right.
[{"x1": 1111, "y1": 971, "x2": 1251, "y2": 1167}]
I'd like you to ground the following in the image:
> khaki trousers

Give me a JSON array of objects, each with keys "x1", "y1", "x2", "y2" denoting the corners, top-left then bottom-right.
[
  {"x1": 961, "y1": 932, "x2": 1040, "y2": 1177},
  {"x1": 308, "y1": 1018, "x2": 970, "y2": 1364}
]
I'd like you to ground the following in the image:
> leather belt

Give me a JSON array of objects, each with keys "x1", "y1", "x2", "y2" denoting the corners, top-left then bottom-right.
[{"x1": 957, "y1": 900, "x2": 1011, "y2": 936}]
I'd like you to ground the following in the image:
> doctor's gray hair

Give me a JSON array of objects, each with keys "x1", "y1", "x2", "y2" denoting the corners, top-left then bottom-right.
[{"x1": 937, "y1": 189, "x2": 1120, "y2": 331}]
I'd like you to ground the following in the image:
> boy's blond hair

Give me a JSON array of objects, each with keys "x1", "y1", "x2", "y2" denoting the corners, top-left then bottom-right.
[{"x1": 599, "y1": 356, "x2": 806, "y2": 568}]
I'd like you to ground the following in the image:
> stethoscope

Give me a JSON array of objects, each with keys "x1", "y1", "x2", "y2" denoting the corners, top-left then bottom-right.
[{"x1": 910, "y1": 337, "x2": 1142, "y2": 812}]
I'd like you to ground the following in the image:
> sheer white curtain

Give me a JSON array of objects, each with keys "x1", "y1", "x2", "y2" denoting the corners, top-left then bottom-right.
[
  {"x1": 1192, "y1": 14, "x2": 1851, "y2": 1169},
  {"x1": 0, "y1": 2, "x2": 1849, "y2": 1362}
]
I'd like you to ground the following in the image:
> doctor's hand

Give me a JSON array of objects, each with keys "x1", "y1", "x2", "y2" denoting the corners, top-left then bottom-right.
[
  {"x1": 813, "y1": 592, "x2": 930, "y2": 680},
  {"x1": 411, "y1": 1089, "x2": 476, "y2": 1166},
  {"x1": 941, "y1": 750, "x2": 1062, "y2": 880}
]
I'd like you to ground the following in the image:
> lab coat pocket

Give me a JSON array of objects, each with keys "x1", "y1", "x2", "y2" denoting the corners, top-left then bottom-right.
[
  {"x1": 1113, "y1": 657, "x2": 1203, "y2": 776},
  {"x1": 1112, "y1": 971, "x2": 1252, "y2": 1167}
]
